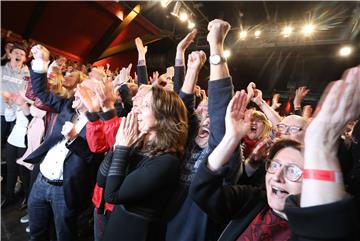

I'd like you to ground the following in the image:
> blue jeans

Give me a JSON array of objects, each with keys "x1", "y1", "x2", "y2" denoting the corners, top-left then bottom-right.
[{"x1": 28, "y1": 173, "x2": 78, "y2": 241}]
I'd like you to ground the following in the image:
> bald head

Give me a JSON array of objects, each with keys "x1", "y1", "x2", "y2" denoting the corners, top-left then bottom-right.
[{"x1": 277, "y1": 115, "x2": 308, "y2": 143}]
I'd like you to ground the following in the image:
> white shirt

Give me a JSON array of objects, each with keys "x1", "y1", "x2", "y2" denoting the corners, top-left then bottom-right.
[
  {"x1": 7, "y1": 108, "x2": 30, "y2": 147},
  {"x1": 40, "y1": 112, "x2": 88, "y2": 181}
]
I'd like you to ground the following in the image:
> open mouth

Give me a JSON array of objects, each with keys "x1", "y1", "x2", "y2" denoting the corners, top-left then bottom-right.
[
  {"x1": 271, "y1": 186, "x2": 289, "y2": 198},
  {"x1": 198, "y1": 126, "x2": 209, "y2": 138},
  {"x1": 15, "y1": 57, "x2": 21, "y2": 62}
]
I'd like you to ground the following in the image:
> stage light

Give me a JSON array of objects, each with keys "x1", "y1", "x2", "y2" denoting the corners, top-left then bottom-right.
[
  {"x1": 160, "y1": 0, "x2": 172, "y2": 8},
  {"x1": 179, "y1": 12, "x2": 188, "y2": 22},
  {"x1": 282, "y1": 26, "x2": 293, "y2": 37},
  {"x1": 302, "y1": 24, "x2": 315, "y2": 36},
  {"x1": 170, "y1": 1, "x2": 181, "y2": 17},
  {"x1": 339, "y1": 46, "x2": 352, "y2": 57},
  {"x1": 254, "y1": 30, "x2": 261, "y2": 38},
  {"x1": 188, "y1": 21, "x2": 195, "y2": 29},
  {"x1": 239, "y1": 31, "x2": 247, "y2": 40},
  {"x1": 224, "y1": 49, "x2": 231, "y2": 58}
]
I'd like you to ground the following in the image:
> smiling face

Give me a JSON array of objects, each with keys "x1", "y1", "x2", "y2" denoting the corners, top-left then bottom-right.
[
  {"x1": 265, "y1": 147, "x2": 303, "y2": 213},
  {"x1": 63, "y1": 71, "x2": 80, "y2": 88}
]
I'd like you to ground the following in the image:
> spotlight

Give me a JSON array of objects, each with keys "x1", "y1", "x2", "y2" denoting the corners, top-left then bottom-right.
[
  {"x1": 160, "y1": 0, "x2": 172, "y2": 8},
  {"x1": 302, "y1": 24, "x2": 315, "y2": 36},
  {"x1": 339, "y1": 46, "x2": 352, "y2": 57},
  {"x1": 224, "y1": 49, "x2": 231, "y2": 58},
  {"x1": 239, "y1": 31, "x2": 247, "y2": 40},
  {"x1": 188, "y1": 21, "x2": 195, "y2": 29},
  {"x1": 282, "y1": 26, "x2": 293, "y2": 37},
  {"x1": 254, "y1": 30, "x2": 261, "y2": 38},
  {"x1": 179, "y1": 12, "x2": 188, "y2": 22},
  {"x1": 170, "y1": 1, "x2": 181, "y2": 17}
]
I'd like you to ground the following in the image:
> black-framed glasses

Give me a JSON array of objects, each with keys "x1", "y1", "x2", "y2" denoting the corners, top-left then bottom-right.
[
  {"x1": 265, "y1": 160, "x2": 303, "y2": 182},
  {"x1": 276, "y1": 124, "x2": 303, "y2": 134}
]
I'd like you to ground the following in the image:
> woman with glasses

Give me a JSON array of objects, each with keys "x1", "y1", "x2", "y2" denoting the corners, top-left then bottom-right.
[{"x1": 190, "y1": 65, "x2": 360, "y2": 240}]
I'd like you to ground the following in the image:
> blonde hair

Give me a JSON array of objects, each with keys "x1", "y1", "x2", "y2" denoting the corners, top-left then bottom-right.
[{"x1": 252, "y1": 110, "x2": 272, "y2": 140}]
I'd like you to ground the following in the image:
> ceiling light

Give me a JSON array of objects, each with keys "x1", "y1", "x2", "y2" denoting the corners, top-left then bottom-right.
[
  {"x1": 302, "y1": 24, "x2": 315, "y2": 36},
  {"x1": 188, "y1": 21, "x2": 195, "y2": 29},
  {"x1": 224, "y1": 49, "x2": 231, "y2": 58},
  {"x1": 339, "y1": 46, "x2": 352, "y2": 57},
  {"x1": 239, "y1": 31, "x2": 247, "y2": 40},
  {"x1": 282, "y1": 26, "x2": 293, "y2": 37},
  {"x1": 179, "y1": 12, "x2": 188, "y2": 22},
  {"x1": 170, "y1": 1, "x2": 181, "y2": 17},
  {"x1": 254, "y1": 30, "x2": 261, "y2": 38}
]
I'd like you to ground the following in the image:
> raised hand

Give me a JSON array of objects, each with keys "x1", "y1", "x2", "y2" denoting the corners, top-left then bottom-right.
[
  {"x1": 177, "y1": 29, "x2": 197, "y2": 52},
  {"x1": 135, "y1": 37, "x2": 147, "y2": 61},
  {"x1": 271, "y1": 93, "x2": 281, "y2": 110},
  {"x1": 95, "y1": 81, "x2": 117, "y2": 111},
  {"x1": 113, "y1": 63, "x2": 132, "y2": 87},
  {"x1": 294, "y1": 86, "x2": 309, "y2": 108},
  {"x1": 61, "y1": 121, "x2": 77, "y2": 140},
  {"x1": 207, "y1": 19, "x2": 231, "y2": 46},
  {"x1": 224, "y1": 90, "x2": 250, "y2": 141},
  {"x1": 251, "y1": 88, "x2": 263, "y2": 106},
  {"x1": 187, "y1": 50, "x2": 207, "y2": 71},
  {"x1": 77, "y1": 84, "x2": 100, "y2": 112},
  {"x1": 115, "y1": 111, "x2": 142, "y2": 147},
  {"x1": 246, "y1": 82, "x2": 256, "y2": 102},
  {"x1": 31, "y1": 44, "x2": 50, "y2": 62},
  {"x1": 305, "y1": 66, "x2": 360, "y2": 150},
  {"x1": 149, "y1": 71, "x2": 160, "y2": 86}
]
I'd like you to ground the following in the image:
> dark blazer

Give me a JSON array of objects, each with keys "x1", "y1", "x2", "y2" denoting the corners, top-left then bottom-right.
[{"x1": 25, "y1": 69, "x2": 103, "y2": 211}]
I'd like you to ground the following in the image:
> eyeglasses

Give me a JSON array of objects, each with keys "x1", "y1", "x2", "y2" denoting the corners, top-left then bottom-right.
[
  {"x1": 265, "y1": 160, "x2": 303, "y2": 182},
  {"x1": 276, "y1": 124, "x2": 303, "y2": 134}
]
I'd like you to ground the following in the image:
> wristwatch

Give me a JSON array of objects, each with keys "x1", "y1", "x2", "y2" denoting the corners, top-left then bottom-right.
[{"x1": 209, "y1": 55, "x2": 226, "y2": 65}]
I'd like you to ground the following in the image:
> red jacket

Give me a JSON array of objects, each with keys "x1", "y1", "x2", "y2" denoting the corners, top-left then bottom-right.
[{"x1": 86, "y1": 110, "x2": 122, "y2": 212}]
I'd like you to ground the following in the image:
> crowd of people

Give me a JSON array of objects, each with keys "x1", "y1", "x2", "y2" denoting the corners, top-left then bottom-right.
[{"x1": 1, "y1": 18, "x2": 359, "y2": 241}]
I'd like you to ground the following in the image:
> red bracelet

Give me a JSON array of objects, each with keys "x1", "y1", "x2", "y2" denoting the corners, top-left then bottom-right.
[{"x1": 303, "y1": 169, "x2": 343, "y2": 183}]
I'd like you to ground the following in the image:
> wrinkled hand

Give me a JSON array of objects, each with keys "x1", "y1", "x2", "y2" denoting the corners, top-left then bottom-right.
[
  {"x1": 31, "y1": 44, "x2": 50, "y2": 62},
  {"x1": 61, "y1": 121, "x2": 78, "y2": 140},
  {"x1": 305, "y1": 66, "x2": 360, "y2": 149},
  {"x1": 271, "y1": 93, "x2": 281, "y2": 110},
  {"x1": 225, "y1": 90, "x2": 250, "y2": 141},
  {"x1": 294, "y1": 86, "x2": 309, "y2": 107},
  {"x1": 177, "y1": 29, "x2": 197, "y2": 52},
  {"x1": 115, "y1": 111, "x2": 143, "y2": 147},
  {"x1": 78, "y1": 85, "x2": 100, "y2": 112},
  {"x1": 135, "y1": 37, "x2": 147, "y2": 58},
  {"x1": 187, "y1": 50, "x2": 207, "y2": 71},
  {"x1": 207, "y1": 19, "x2": 231, "y2": 45}
]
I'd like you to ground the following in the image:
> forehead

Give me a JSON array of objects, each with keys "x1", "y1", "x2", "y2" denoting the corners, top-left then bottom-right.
[
  {"x1": 12, "y1": 48, "x2": 26, "y2": 55},
  {"x1": 272, "y1": 147, "x2": 303, "y2": 167},
  {"x1": 281, "y1": 115, "x2": 306, "y2": 127}
]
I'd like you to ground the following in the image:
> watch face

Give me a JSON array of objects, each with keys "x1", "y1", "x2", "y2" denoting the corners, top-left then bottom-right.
[{"x1": 210, "y1": 55, "x2": 221, "y2": 64}]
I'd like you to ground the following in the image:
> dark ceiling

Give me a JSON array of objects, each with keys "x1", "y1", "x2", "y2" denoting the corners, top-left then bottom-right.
[{"x1": 2, "y1": 1, "x2": 360, "y2": 104}]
